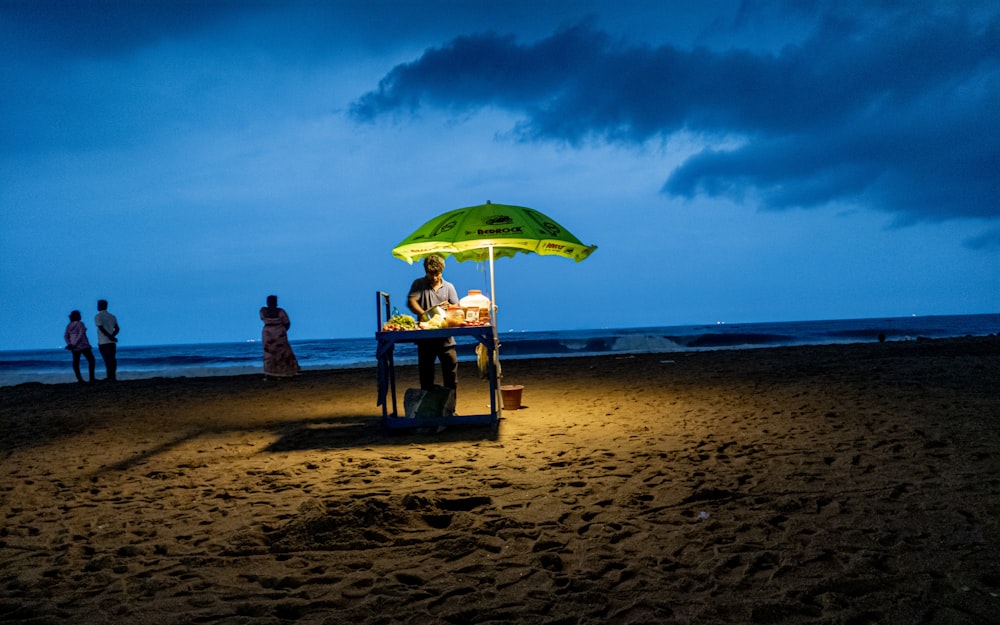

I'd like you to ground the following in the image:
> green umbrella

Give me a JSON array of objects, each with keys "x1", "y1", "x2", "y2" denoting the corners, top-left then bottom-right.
[
  {"x1": 392, "y1": 201, "x2": 597, "y2": 264},
  {"x1": 392, "y1": 201, "x2": 597, "y2": 327}
]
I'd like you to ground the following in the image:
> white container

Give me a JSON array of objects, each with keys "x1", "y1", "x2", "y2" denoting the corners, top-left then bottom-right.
[{"x1": 459, "y1": 290, "x2": 491, "y2": 324}]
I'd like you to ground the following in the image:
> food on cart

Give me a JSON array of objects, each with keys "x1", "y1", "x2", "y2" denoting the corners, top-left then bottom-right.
[
  {"x1": 381, "y1": 302, "x2": 491, "y2": 331},
  {"x1": 381, "y1": 314, "x2": 418, "y2": 331},
  {"x1": 415, "y1": 305, "x2": 445, "y2": 329}
]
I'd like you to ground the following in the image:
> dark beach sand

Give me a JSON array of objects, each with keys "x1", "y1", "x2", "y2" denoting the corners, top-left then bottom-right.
[{"x1": 2, "y1": 337, "x2": 999, "y2": 624}]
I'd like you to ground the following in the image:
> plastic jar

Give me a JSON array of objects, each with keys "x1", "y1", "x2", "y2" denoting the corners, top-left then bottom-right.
[
  {"x1": 459, "y1": 290, "x2": 491, "y2": 324},
  {"x1": 445, "y1": 305, "x2": 465, "y2": 327}
]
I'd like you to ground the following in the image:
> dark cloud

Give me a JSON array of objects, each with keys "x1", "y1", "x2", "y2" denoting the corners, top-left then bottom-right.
[
  {"x1": 0, "y1": 0, "x2": 262, "y2": 58},
  {"x1": 351, "y1": 5, "x2": 1000, "y2": 231}
]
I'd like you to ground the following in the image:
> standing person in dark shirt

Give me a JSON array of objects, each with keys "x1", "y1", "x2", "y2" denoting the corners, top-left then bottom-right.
[{"x1": 407, "y1": 254, "x2": 459, "y2": 392}]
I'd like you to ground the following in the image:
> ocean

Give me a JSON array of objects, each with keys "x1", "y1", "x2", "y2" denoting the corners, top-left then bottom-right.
[{"x1": 1, "y1": 313, "x2": 997, "y2": 387}]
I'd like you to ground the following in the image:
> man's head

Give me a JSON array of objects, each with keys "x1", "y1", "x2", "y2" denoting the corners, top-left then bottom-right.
[
  {"x1": 97, "y1": 300, "x2": 108, "y2": 311},
  {"x1": 423, "y1": 255, "x2": 445, "y2": 274},
  {"x1": 423, "y1": 255, "x2": 445, "y2": 286}
]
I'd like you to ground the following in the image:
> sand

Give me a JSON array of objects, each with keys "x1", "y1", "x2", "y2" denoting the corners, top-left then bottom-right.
[{"x1": 2, "y1": 337, "x2": 999, "y2": 625}]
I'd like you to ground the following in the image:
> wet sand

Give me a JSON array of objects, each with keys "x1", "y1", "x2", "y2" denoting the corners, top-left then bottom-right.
[{"x1": 2, "y1": 337, "x2": 999, "y2": 624}]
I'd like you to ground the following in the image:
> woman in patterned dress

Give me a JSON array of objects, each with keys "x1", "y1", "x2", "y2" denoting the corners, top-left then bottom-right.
[{"x1": 260, "y1": 295, "x2": 300, "y2": 379}]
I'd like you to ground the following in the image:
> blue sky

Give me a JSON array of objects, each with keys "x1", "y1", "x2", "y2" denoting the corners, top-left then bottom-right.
[{"x1": 1, "y1": 0, "x2": 997, "y2": 350}]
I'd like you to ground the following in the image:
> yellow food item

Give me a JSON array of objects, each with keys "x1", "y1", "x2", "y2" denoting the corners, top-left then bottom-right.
[{"x1": 419, "y1": 315, "x2": 447, "y2": 329}]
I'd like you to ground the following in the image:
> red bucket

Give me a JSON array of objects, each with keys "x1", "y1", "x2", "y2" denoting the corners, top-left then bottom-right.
[{"x1": 500, "y1": 385, "x2": 524, "y2": 410}]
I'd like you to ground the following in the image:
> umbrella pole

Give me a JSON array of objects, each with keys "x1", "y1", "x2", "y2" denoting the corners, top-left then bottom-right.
[
  {"x1": 488, "y1": 244, "x2": 497, "y2": 333},
  {"x1": 489, "y1": 245, "x2": 502, "y2": 418}
]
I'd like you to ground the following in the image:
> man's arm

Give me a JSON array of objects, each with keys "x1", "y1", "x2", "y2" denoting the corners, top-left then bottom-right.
[
  {"x1": 99, "y1": 323, "x2": 119, "y2": 341},
  {"x1": 407, "y1": 295, "x2": 427, "y2": 320}
]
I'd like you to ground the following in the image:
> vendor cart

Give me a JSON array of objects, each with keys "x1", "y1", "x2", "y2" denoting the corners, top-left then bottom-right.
[{"x1": 375, "y1": 292, "x2": 501, "y2": 429}]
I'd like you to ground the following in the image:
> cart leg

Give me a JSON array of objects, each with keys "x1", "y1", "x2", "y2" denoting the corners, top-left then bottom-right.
[{"x1": 388, "y1": 353, "x2": 398, "y2": 418}]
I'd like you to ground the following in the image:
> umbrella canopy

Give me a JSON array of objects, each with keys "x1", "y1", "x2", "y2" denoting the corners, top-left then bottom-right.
[{"x1": 391, "y1": 201, "x2": 597, "y2": 264}]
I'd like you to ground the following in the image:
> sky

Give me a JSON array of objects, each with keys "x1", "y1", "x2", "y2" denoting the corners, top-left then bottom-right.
[{"x1": 1, "y1": 0, "x2": 998, "y2": 351}]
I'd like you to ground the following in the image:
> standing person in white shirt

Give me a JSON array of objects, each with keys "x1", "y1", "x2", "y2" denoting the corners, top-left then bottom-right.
[{"x1": 94, "y1": 299, "x2": 120, "y2": 382}]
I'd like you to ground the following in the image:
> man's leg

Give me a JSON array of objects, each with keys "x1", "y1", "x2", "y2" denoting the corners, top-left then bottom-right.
[
  {"x1": 99, "y1": 343, "x2": 117, "y2": 381},
  {"x1": 440, "y1": 346, "x2": 458, "y2": 390},
  {"x1": 416, "y1": 341, "x2": 437, "y2": 390}
]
